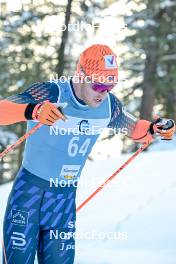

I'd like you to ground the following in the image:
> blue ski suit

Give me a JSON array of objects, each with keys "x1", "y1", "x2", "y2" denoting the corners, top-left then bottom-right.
[{"x1": 3, "y1": 79, "x2": 136, "y2": 264}]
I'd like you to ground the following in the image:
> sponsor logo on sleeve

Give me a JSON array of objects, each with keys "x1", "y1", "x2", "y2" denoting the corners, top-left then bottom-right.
[
  {"x1": 11, "y1": 209, "x2": 29, "y2": 226},
  {"x1": 11, "y1": 232, "x2": 26, "y2": 250}
]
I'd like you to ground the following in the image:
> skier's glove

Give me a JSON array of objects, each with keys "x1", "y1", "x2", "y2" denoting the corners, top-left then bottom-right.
[
  {"x1": 131, "y1": 120, "x2": 153, "y2": 144},
  {"x1": 25, "y1": 101, "x2": 67, "y2": 126},
  {"x1": 151, "y1": 118, "x2": 175, "y2": 140}
]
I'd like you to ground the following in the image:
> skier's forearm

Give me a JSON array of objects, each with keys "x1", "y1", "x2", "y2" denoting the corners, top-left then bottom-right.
[
  {"x1": 0, "y1": 99, "x2": 67, "y2": 126},
  {"x1": 0, "y1": 100, "x2": 28, "y2": 125}
]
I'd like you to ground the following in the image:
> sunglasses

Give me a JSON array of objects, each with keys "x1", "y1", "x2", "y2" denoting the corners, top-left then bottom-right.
[
  {"x1": 91, "y1": 83, "x2": 115, "y2": 93},
  {"x1": 78, "y1": 65, "x2": 116, "y2": 93}
]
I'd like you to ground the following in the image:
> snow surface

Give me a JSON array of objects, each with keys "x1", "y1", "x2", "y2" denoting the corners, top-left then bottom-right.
[{"x1": 1, "y1": 140, "x2": 176, "y2": 263}]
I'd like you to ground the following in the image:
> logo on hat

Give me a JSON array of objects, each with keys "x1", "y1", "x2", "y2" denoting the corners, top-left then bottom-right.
[{"x1": 104, "y1": 55, "x2": 117, "y2": 69}]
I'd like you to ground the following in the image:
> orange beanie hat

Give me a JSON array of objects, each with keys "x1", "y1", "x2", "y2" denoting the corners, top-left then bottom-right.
[{"x1": 75, "y1": 44, "x2": 118, "y2": 83}]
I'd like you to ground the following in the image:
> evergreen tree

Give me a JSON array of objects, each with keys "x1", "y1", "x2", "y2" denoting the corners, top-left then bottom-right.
[{"x1": 122, "y1": 0, "x2": 176, "y2": 120}]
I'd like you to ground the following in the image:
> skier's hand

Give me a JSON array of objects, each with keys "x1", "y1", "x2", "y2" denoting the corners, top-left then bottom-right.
[
  {"x1": 33, "y1": 101, "x2": 67, "y2": 126},
  {"x1": 151, "y1": 118, "x2": 175, "y2": 140}
]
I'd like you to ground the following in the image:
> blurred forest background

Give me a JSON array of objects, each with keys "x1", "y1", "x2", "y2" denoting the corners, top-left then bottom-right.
[{"x1": 0, "y1": 0, "x2": 176, "y2": 183}]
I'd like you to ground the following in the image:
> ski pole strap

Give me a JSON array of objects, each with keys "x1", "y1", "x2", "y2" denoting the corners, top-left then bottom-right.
[{"x1": 76, "y1": 142, "x2": 149, "y2": 212}]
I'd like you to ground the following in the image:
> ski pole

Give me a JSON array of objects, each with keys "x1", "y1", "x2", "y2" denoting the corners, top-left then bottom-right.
[
  {"x1": 0, "y1": 123, "x2": 43, "y2": 159},
  {"x1": 0, "y1": 103, "x2": 68, "y2": 160},
  {"x1": 76, "y1": 142, "x2": 149, "y2": 212}
]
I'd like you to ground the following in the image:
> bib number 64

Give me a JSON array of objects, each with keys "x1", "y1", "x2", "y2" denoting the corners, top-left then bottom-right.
[{"x1": 68, "y1": 137, "x2": 91, "y2": 157}]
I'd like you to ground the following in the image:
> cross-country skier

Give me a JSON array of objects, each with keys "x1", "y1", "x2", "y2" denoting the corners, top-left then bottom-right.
[{"x1": 0, "y1": 44, "x2": 175, "y2": 264}]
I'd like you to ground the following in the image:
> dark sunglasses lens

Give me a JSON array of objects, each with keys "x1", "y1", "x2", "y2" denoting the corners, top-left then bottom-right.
[{"x1": 92, "y1": 83, "x2": 114, "y2": 92}]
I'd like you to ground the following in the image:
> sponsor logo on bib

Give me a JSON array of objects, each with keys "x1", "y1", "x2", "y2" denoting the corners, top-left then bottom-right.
[{"x1": 60, "y1": 165, "x2": 81, "y2": 180}]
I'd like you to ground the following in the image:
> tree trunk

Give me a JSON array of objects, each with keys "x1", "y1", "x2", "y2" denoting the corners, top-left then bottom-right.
[
  {"x1": 140, "y1": 3, "x2": 165, "y2": 120},
  {"x1": 165, "y1": 64, "x2": 176, "y2": 121},
  {"x1": 140, "y1": 45, "x2": 157, "y2": 120},
  {"x1": 55, "y1": 0, "x2": 73, "y2": 77}
]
